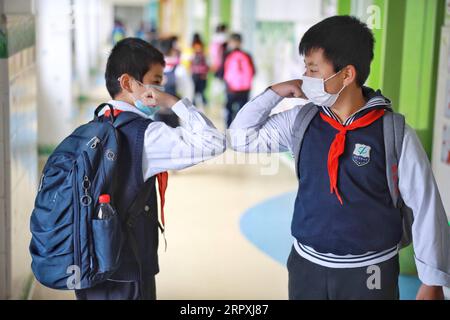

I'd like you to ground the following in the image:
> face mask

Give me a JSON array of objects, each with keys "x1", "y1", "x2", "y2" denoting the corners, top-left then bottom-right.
[
  {"x1": 301, "y1": 71, "x2": 346, "y2": 107},
  {"x1": 134, "y1": 99, "x2": 161, "y2": 118},
  {"x1": 118, "y1": 76, "x2": 165, "y2": 118}
]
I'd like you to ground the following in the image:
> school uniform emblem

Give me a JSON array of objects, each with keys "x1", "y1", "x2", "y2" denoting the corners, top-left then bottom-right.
[{"x1": 352, "y1": 144, "x2": 371, "y2": 166}]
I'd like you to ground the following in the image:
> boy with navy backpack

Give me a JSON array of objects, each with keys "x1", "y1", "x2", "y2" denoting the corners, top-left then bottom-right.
[
  {"x1": 30, "y1": 38, "x2": 225, "y2": 300},
  {"x1": 217, "y1": 33, "x2": 255, "y2": 127},
  {"x1": 228, "y1": 16, "x2": 450, "y2": 299}
]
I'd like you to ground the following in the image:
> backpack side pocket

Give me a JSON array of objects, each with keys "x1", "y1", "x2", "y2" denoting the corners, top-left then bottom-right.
[{"x1": 91, "y1": 212, "x2": 123, "y2": 274}]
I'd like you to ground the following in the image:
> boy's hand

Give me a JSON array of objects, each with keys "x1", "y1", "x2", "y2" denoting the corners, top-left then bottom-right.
[
  {"x1": 416, "y1": 284, "x2": 445, "y2": 300},
  {"x1": 270, "y1": 80, "x2": 305, "y2": 99},
  {"x1": 140, "y1": 88, "x2": 180, "y2": 109}
]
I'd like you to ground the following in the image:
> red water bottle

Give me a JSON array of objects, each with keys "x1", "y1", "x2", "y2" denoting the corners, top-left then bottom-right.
[{"x1": 97, "y1": 194, "x2": 115, "y2": 219}]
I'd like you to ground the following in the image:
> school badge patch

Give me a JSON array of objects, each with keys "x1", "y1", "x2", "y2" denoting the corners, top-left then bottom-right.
[{"x1": 352, "y1": 144, "x2": 371, "y2": 166}]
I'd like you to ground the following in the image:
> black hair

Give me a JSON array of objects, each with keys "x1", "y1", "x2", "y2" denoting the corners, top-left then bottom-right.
[
  {"x1": 105, "y1": 37, "x2": 165, "y2": 98},
  {"x1": 216, "y1": 24, "x2": 228, "y2": 33},
  {"x1": 192, "y1": 33, "x2": 203, "y2": 46},
  {"x1": 299, "y1": 15, "x2": 374, "y2": 86},
  {"x1": 157, "y1": 38, "x2": 172, "y2": 56},
  {"x1": 230, "y1": 33, "x2": 242, "y2": 43},
  {"x1": 157, "y1": 35, "x2": 180, "y2": 56}
]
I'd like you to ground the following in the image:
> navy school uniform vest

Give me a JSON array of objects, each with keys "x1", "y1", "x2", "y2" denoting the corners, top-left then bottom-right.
[
  {"x1": 101, "y1": 113, "x2": 159, "y2": 281},
  {"x1": 292, "y1": 107, "x2": 403, "y2": 255}
]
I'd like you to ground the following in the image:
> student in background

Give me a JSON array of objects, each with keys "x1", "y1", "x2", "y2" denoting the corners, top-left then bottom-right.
[
  {"x1": 210, "y1": 24, "x2": 229, "y2": 110},
  {"x1": 210, "y1": 24, "x2": 228, "y2": 74},
  {"x1": 112, "y1": 19, "x2": 126, "y2": 45},
  {"x1": 190, "y1": 33, "x2": 209, "y2": 109},
  {"x1": 156, "y1": 37, "x2": 181, "y2": 128},
  {"x1": 135, "y1": 22, "x2": 147, "y2": 40},
  {"x1": 217, "y1": 33, "x2": 255, "y2": 127}
]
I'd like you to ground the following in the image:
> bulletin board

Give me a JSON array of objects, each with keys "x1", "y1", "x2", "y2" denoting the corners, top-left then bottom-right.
[{"x1": 432, "y1": 26, "x2": 450, "y2": 222}]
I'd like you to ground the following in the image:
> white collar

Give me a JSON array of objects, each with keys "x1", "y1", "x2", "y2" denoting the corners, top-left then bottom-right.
[
  {"x1": 98, "y1": 100, "x2": 151, "y2": 119},
  {"x1": 321, "y1": 96, "x2": 390, "y2": 125}
]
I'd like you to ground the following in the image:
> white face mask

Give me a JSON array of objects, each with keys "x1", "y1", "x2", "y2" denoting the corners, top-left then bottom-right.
[{"x1": 301, "y1": 71, "x2": 346, "y2": 107}]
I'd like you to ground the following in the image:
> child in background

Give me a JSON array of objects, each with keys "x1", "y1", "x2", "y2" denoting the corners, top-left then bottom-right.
[{"x1": 190, "y1": 33, "x2": 209, "y2": 109}]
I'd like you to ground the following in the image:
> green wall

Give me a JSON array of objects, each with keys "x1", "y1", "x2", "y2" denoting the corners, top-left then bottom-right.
[
  {"x1": 365, "y1": 0, "x2": 386, "y2": 90},
  {"x1": 204, "y1": 0, "x2": 231, "y2": 47},
  {"x1": 204, "y1": 0, "x2": 232, "y2": 103},
  {"x1": 204, "y1": 0, "x2": 212, "y2": 47},
  {"x1": 219, "y1": 0, "x2": 232, "y2": 28},
  {"x1": 379, "y1": 0, "x2": 406, "y2": 114},
  {"x1": 337, "y1": 0, "x2": 352, "y2": 15},
  {"x1": 397, "y1": 0, "x2": 445, "y2": 155}
]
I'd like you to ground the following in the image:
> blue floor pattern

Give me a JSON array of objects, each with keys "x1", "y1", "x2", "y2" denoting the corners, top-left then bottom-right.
[{"x1": 239, "y1": 191, "x2": 422, "y2": 300}]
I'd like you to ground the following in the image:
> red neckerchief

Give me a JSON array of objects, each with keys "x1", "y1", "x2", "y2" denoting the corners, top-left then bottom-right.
[{"x1": 319, "y1": 109, "x2": 385, "y2": 205}]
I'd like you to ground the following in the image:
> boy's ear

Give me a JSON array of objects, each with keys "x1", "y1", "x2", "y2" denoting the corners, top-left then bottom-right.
[
  {"x1": 343, "y1": 65, "x2": 357, "y2": 86},
  {"x1": 119, "y1": 74, "x2": 134, "y2": 94}
]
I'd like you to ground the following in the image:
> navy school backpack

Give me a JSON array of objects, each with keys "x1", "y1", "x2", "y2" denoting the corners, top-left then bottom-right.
[{"x1": 29, "y1": 104, "x2": 142, "y2": 290}]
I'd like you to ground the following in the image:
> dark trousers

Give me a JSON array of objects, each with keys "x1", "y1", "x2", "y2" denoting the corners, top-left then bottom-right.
[
  {"x1": 193, "y1": 76, "x2": 208, "y2": 106},
  {"x1": 287, "y1": 246, "x2": 400, "y2": 300},
  {"x1": 225, "y1": 91, "x2": 250, "y2": 127},
  {"x1": 75, "y1": 276, "x2": 156, "y2": 300}
]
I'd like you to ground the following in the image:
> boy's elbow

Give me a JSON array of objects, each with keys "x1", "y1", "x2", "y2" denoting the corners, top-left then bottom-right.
[
  {"x1": 206, "y1": 134, "x2": 226, "y2": 156},
  {"x1": 228, "y1": 144, "x2": 246, "y2": 153},
  {"x1": 226, "y1": 127, "x2": 252, "y2": 152},
  {"x1": 215, "y1": 139, "x2": 227, "y2": 155},
  {"x1": 226, "y1": 135, "x2": 248, "y2": 153},
  {"x1": 226, "y1": 129, "x2": 239, "y2": 152}
]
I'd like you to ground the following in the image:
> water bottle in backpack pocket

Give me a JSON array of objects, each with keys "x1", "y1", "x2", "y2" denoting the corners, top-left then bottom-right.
[{"x1": 91, "y1": 194, "x2": 123, "y2": 275}]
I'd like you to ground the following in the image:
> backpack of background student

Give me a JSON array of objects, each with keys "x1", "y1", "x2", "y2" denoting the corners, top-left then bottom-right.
[
  {"x1": 223, "y1": 50, "x2": 254, "y2": 92},
  {"x1": 291, "y1": 103, "x2": 414, "y2": 249},
  {"x1": 29, "y1": 104, "x2": 141, "y2": 290},
  {"x1": 191, "y1": 52, "x2": 209, "y2": 77}
]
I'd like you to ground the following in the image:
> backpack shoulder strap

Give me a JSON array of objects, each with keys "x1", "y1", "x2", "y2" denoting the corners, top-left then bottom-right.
[
  {"x1": 383, "y1": 111, "x2": 406, "y2": 208},
  {"x1": 113, "y1": 111, "x2": 150, "y2": 129},
  {"x1": 93, "y1": 103, "x2": 152, "y2": 129},
  {"x1": 94, "y1": 103, "x2": 115, "y2": 122},
  {"x1": 123, "y1": 176, "x2": 158, "y2": 284},
  {"x1": 124, "y1": 176, "x2": 157, "y2": 228},
  {"x1": 292, "y1": 103, "x2": 319, "y2": 179}
]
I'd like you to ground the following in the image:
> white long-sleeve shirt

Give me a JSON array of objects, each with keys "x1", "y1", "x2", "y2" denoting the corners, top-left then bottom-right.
[
  {"x1": 399, "y1": 127, "x2": 450, "y2": 287},
  {"x1": 228, "y1": 89, "x2": 450, "y2": 287},
  {"x1": 99, "y1": 98, "x2": 226, "y2": 179}
]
